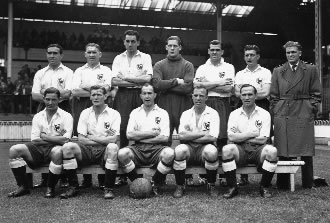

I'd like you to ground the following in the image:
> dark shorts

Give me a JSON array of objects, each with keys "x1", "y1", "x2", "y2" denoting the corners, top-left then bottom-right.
[
  {"x1": 77, "y1": 142, "x2": 106, "y2": 167},
  {"x1": 26, "y1": 142, "x2": 57, "y2": 169},
  {"x1": 128, "y1": 143, "x2": 167, "y2": 167},
  {"x1": 185, "y1": 142, "x2": 209, "y2": 166},
  {"x1": 236, "y1": 143, "x2": 266, "y2": 168}
]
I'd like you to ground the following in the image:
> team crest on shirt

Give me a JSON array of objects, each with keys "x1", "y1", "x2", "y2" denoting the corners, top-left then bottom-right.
[
  {"x1": 137, "y1": 64, "x2": 143, "y2": 70},
  {"x1": 219, "y1": 72, "x2": 225, "y2": 78},
  {"x1": 58, "y1": 77, "x2": 64, "y2": 84},
  {"x1": 97, "y1": 73, "x2": 103, "y2": 80},
  {"x1": 54, "y1": 124, "x2": 61, "y2": 132},
  {"x1": 204, "y1": 122, "x2": 210, "y2": 130},
  {"x1": 155, "y1": 117, "x2": 161, "y2": 124},
  {"x1": 256, "y1": 78, "x2": 262, "y2": 84},
  {"x1": 255, "y1": 120, "x2": 263, "y2": 129},
  {"x1": 104, "y1": 122, "x2": 111, "y2": 129}
]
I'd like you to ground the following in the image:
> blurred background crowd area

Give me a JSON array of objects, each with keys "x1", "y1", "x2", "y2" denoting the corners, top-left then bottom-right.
[{"x1": 2, "y1": 28, "x2": 211, "y2": 56}]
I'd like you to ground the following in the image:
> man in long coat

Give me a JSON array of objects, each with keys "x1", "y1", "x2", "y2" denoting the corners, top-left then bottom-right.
[{"x1": 270, "y1": 41, "x2": 322, "y2": 189}]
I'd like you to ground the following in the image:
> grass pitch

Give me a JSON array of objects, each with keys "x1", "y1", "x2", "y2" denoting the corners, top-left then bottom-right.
[{"x1": 1, "y1": 142, "x2": 330, "y2": 223}]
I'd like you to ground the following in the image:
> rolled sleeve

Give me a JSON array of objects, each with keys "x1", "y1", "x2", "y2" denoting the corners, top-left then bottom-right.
[
  {"x1": 30, "y1": 116, "x2": 41, "y2": 141},
  {"x1": 209, "y1": 111, "x2": 220, "y2": 138},
  {"x1": 159, "y1": 111, "x2": 170, "y2": 137},
  {"x1": 62, "y1": 114, "x2": 73, "y2": 139}
]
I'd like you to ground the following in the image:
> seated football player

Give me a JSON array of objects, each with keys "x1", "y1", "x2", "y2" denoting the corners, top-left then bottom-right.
[
  {"x1": 61, "y1": 85, "x2": 121, "y2": 199},
  {"x1": 8, "y1": 87, "x2": 73, "y2": 198},
  {"x1": 117, "y1": 83, "x2": 174, "y2": 196},
  {"x1": 172, "y1": 86, "x2": 220, "y2": 198},
  {"x1": 222, "y1": 84, "x2": 277, "y2": 199}
]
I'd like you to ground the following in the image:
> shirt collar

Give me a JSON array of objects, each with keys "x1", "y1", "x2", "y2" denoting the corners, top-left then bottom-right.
[
  {"x1": 289, "y1": 61, "x2": 299, "y2": 70},
  {"x1": 123, "y1": 50, "x2": 142, "y2": 57},
  {"x1": 238, "y1": 105, "x2": 260, "y2": 116},
  {"x1": 45, "y1": 63, "x2": 65, "y2": 72},
  {"x1": 83, "y1": 63, "x2": 101, "y2": 69},
  {"x1": 138, "y1": 104, "x2": 160, "y2": 112},
  {"x1": 41, "y1": 107, "x2": 62, "y2": 118},
  {"x1": 243, "y1": 64, "x2": 261, "y2": 73},
  {"x1": 206, "y1": 58, "x2": 224, "y2": 66},
  {"x1": 91, "y1": 105, "x2": 110, "y2": 114},
  {"x1": 190, "y1": 105, "x2": 211, "y2": 116}
]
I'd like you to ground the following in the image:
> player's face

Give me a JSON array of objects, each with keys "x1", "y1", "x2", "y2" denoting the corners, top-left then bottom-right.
[
  {"x1": 192, "y1": 88, "x2": 208, "y2": 108},
  {"x1": 46, "y1": 47, "x2": 63, "y2": 68},
  {"x1": 240, "y1": 86, "x2": 256, "y2": 108},
  {"x1": 244, "y1": 50, "x2": 260, "y2": 67},
  {"x1": 43, "y1": 93, "x2": 60, "y2": 111},
  {"x1": 124, "y1": 35, "x2": 139, "y2": 54},
  {"x1": 166, "y1": 40, "x2": 181, "y2": 58},
  {"x1": 85, "y1": 46, "x2": 102, "y2": 66},
  {"x1": 286, "y1": 46, "x2": 301, "y2": 65},
  {"x1": 208, "y1": 44, "x2": 223, "y2": 63},
  {"x1": 90, "y1": 89, "x2": 107, "y2": 106},
  {"x1": 140, "y1": 85, "x2": 156, "y2": 107}
]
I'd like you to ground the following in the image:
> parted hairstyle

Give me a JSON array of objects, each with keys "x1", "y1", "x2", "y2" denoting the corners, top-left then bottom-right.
[
  {"x1": 47, "y1": 44, "x2": 63, "y2": 54},
  {"x1": 283, "y1": 41, "x2": 302, "y2": 51},
  {"x1": 90, "y1": 85, "x2": 107, "y2": 95},
  {"x1": 244, "y1": 45, "x2": 260, "y2": 55},
  {"x1": 167, "y1": 36, "x2": 182, "y2": 46},
  {"x1": 44, "y1": 87, "x2": 61, "y2": 98},
  {"x1": 85, "y1": 43, "x2": 101, "y2": 52},
  {"x1": 124, "y1": 30, "x2": 140, "y2": 41},
  {"x1": 240, "y1": 84, "x2": 257, "y2": 94}
]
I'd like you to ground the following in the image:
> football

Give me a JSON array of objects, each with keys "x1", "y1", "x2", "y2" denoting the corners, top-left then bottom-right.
[{"x1": 129, "y1": 178, "x2": 153, "y2": 199}]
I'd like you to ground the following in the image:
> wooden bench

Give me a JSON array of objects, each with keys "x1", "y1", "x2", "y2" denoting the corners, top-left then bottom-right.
[{"x1": 26, "y1": 160, "x2": 304, "y2": 192}]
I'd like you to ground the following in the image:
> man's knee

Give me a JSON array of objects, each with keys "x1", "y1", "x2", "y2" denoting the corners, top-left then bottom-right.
[
  {"x1": 50, "y1": 146, "x2": 62, "y2": 159},
  {"x1": 202, "y1": 144, "x2": 218, "y2": 161},
  {"x1": 174, "y1": 144, "x2": 189, "y2": 160},
  {"x1": 62, "y1": 142, "x2": 77, "y2": 157},
  {"x1": 160, "y1": 147, "x2": 174, "y2": 163},
  {"x1": 106, "y1": 143, "x2": 119, "y2": 157},
  {"x1": 9, "y1": 144, "x2": 27, "y2": 157},
  {"x1": 222, "y1": 144, "x2": 236, "y2": 159},
  {"x1": 118, "y1": 147, "x2": 131, "y2": 162},
  {"x1": 263, "y1": 145, "x2": 277, "y2": 160}
]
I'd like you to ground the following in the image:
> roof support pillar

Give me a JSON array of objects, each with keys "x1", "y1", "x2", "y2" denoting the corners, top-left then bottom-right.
[
  {"x1": 216, "y1": 1, "x2": 222, "y2": 42},
  {"x1": 6, "y1": 0, "x2": 13, "y2": 78},
  {"x1": 315, "y1": 0, "x2": 323, "y2": 113}
]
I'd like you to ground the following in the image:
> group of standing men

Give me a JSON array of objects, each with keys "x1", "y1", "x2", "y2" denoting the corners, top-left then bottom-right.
[{"x1": 7, "y1": 29, "x2": 321, "y2": 200}]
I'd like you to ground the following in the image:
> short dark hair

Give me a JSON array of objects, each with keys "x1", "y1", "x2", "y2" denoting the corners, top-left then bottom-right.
[
  {"x1": 193, "y1": 86, "x2": 208, "y2": 96},
  {"x1": 244, "y1": 45, "x2": 260, "y2": 55},
  {"x1": 44, "y1": 87, "x2": 60, "y2": 98},
  {"x1": 209, "y1": 40, "x2": 221, "y2": 48},
  {"x1": 283, "y1": 41, "x2": 302, "y2": 51},
  {"x1": 167, "y1": 36, "x2": 182, "y2": 46},
  {"x1": 85, "y1": 43, "x2": 101, "y2": 52},
  {"x1": 124, "y1": 30, "x2": 140, "y2": 41},
  {"x1": 141, "y1": 83, "x2": 155, "y2": 93},
  {"x1": 47, "y1": 44, "x2": 63, "y2": 54},
  {"x1": 240, "y1": 84, "x2": 257, "y2": 94},
  {"x1": 90, "y1": 85, "x2": 107, "y2": 95}
]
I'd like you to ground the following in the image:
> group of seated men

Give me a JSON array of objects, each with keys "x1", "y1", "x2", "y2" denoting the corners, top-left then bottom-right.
[{"x1": 8, "y1": 82, "x2": 277, "y2": 200}]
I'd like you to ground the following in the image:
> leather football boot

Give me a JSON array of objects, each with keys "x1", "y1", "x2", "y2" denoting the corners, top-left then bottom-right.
[
  {"x1": 8, "y1": 186, "x2": 30, "y2": 198},
  {"x1": 223, "y1": 186, "x2": 238, "y2": 199}
]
